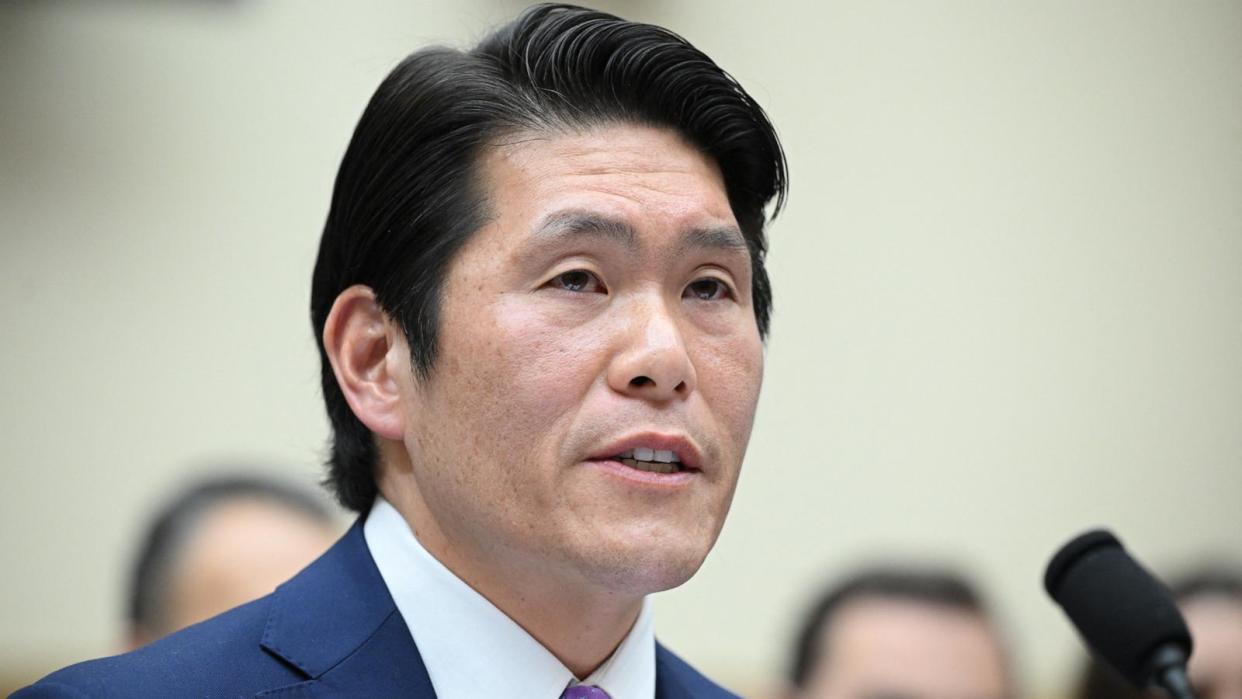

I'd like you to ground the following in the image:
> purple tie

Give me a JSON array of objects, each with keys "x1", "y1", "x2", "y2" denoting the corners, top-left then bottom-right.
[{"x1": 561, "y1": 686, "x2": 611, "y2": 699}]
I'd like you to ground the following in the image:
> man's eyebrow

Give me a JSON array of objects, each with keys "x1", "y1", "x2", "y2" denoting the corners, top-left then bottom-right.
[
  {"x1": 529, "y1": 210, "x2": 748, "y2": 256},
  {"x1": 532, "y1": 211, "x2": 637, "y2": 250},
  {"x1": 678, "y1": 225, "x2": 748, "y2": 254}
]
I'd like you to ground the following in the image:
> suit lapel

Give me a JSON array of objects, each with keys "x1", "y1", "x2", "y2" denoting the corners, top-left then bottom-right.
[
  {"x1": 255, "y1": 519, "x2": 438, "y2": 698},
  {"x1": 654, "y1": 643, "x2": 690, "y2": 699},
  {"x1": 654, "y1": 642, "x2": 738, "y2": 699}
]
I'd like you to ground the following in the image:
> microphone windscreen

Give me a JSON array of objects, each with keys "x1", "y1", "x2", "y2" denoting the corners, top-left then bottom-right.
[{"x1": 1044, "y1": 529, "x2": 1192, "y2": 687}]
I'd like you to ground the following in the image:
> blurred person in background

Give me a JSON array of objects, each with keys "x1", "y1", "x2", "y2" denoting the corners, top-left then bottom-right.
[
  {"x1": 781, "y1": 567, "x2": 1013, "y2": 699},
  {"x1": 1075, "y1": 567, "x2": 1242, "y2": 699},
  {"x1": 123, "y1": 474, "x2": 341, "y2": 650},
  {"x1": 17, "y1": 3, "x2": 786, "y2": 697}
]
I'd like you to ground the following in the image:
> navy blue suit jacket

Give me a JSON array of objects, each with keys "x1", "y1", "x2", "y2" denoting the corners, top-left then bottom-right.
[{"x1": 15, "y1": 520, "x2": 740, "y2": 698}]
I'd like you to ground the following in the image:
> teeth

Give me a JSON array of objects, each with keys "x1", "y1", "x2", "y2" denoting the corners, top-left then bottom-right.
[
  {"x1": 620, "y1": 457, "x2": 678, "y2": 474},
  {"x1": 613, "y1": 447, "x2": 681, "y2": 464}
]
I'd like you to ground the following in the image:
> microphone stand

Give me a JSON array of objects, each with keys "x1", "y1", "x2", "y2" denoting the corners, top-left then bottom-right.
[{"x1": 1148, "y1": 645, "x2": 1198, "y2": 699}]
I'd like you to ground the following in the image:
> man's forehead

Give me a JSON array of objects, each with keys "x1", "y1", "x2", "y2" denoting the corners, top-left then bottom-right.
[
  {"x1": 484, "y1": 124, "x2": 729, "y2": 202},
  {"x1": 492, "y1": 122, "x2": 713, "y2": 167},
  {"x1": 476, "y1": 125, "x2": 741, "y2": 255},
  {"x1": 819, "y1": 600, "x2": 1009, "y2": 699},
  {"x1": 828, "y1": 597, "x2": 995, "y2": 641}
]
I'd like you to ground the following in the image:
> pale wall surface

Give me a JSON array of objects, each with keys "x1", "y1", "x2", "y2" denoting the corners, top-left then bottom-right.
[{"x1": 2, "y1": 2, "x2": 1240, "y2": 697}]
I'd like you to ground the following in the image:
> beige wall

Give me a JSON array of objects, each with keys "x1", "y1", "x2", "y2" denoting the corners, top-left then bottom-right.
[{"x1": 2, "y1": 2, "x2": 1239, "y2": 696}]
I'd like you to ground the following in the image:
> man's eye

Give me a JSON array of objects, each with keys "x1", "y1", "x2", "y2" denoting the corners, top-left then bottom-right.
[
  {"x1": 684, "y1": 278, "x2": 730, "y2": 301},
  {"x1": 549, "y1": 269, "x2": 604, "y2": 293}
]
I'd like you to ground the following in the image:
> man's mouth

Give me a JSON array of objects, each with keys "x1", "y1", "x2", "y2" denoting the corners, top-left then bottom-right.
[
  {"x1": 587, "y1": 433, "x2": 704, "y2": 482},
  {"x1": 611, "y1": 448, "x2": 684, "y2": 474}
]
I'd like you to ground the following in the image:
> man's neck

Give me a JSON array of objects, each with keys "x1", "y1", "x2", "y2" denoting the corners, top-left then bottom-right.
[{"x1": 378, "y1": 476, "x2": 643, "y2": 679}]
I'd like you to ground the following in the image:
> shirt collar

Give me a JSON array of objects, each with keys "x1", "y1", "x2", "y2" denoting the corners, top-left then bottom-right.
[{"x1": 364, "y1": 495, "x2": 655, "y2": 699}]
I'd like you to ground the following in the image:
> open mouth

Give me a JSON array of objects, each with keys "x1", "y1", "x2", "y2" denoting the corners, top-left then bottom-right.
[{"x1": 611, "y1": 448, "x2": 685, "y2": 475}]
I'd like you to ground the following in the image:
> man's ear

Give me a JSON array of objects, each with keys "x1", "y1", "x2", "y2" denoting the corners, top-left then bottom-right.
[{"x1": 322, "y1": 284, "x2": 408, "y2": 441}]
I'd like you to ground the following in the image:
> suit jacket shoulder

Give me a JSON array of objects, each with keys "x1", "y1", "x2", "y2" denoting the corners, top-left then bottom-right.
[
  {"x1": 655, "y1": 644, "x2": 742, "y2": 699},
  {"x1": 13, "y1": 521, "x2": 434, "y2": 699},
  {"x1": 14, "y1": 595, "x2": 291, "y2": 698}
]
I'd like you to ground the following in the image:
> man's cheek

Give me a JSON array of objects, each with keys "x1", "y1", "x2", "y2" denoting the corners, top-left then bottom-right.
[
  {"x1": 501, "y1": 331, "x2": 606, "y2": 405},
  {"x1": 710, "y1": 349, "x2": 763, "y2": 418}
]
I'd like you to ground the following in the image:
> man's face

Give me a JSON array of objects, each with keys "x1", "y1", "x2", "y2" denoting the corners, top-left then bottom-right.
[
  {"x1": 1181, "y1": 595, "x2": 1242, "y2": 699},
  {"x1": 390, "y1": 123, "x2": 764, "y2": 594},
  {"x1": 798, "y1": 598, "x2": 1009, "y2": 699}
]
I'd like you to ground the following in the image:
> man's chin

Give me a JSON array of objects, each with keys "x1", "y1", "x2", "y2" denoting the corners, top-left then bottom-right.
[{"x1": 572, "y1": 534, "x2": 716, "y2": 595}]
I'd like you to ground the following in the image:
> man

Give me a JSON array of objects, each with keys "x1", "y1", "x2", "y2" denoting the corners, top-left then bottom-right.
[
  {"x1": 782, "y1": 568, "x2": 1013, "y2": 699},
  {"x1": 18, "y1": 3, "x2": 786, "y2": 698},
  {"x1": 123, "y1": 475, "x2": 340, "y2": 650},
  {"x1": 1074, "y1": 568, "x2": 1242, "y2": 699},
  {"x1": 1176, "y1": 571, "x2": 1242, "y2": 699}
]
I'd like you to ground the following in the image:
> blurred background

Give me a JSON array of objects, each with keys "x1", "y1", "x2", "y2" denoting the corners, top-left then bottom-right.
[{"x1": 1, "y1": 1, "x2": 1239, "y2": 697}]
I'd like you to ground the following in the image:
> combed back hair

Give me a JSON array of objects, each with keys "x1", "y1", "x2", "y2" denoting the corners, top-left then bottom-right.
[
  {"x1": 310, "y1": 3, "x2": 788, "y2": 512},
  {"x1": 788, "y1": 567, "x2": 990, "y2": 689},
  {"x1": 127, "y1": 474, "x2": 335, "y2": 638}
]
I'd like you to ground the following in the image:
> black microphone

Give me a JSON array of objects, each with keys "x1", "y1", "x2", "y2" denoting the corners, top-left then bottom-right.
[{"x1": 1044, "y1": 529, "x2": 1197, "y2": 699}]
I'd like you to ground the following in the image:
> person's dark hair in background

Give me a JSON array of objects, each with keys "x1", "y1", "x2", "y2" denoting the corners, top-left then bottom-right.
[
  {"x1": 309, "y1": 2, "x2": 787, "y2": 512},
  {"x1": 785, "y1": 567, "x2": 1011, "y2": 699},
  {"x1": 1075, "y1": 567, "x2": 1242, "y2": 699},
  {"x1": 127, "y1": 474, "x2": 338, "y2": 648}
]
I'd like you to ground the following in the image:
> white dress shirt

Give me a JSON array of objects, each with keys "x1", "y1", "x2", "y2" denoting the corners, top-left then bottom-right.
[{"x1": 364, "y1": 496, "x2": 656, "y2": 699}]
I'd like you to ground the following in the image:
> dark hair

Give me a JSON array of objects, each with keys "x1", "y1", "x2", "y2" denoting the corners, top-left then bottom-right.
[
  {"x1": 788, "y1": 567, "x2": 990, "y2": 688},
  {"x1": 310, "y1": 3, "x2": 787, "y2": 512},
  {"x1": 1073, "y1": 566, "x2": 1242, "y2": 699},
  {"x1": 127, "y1": 474, "x2": 335, "y2": 638},
  {"x1": 1169, "y1": 566, "x2": 1242, "y2": 602}
]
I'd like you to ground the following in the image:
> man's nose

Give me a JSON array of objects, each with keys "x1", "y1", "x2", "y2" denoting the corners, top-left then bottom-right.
[{"x1": 606, "y1": 299, "x2": 697, "y2": 402}]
